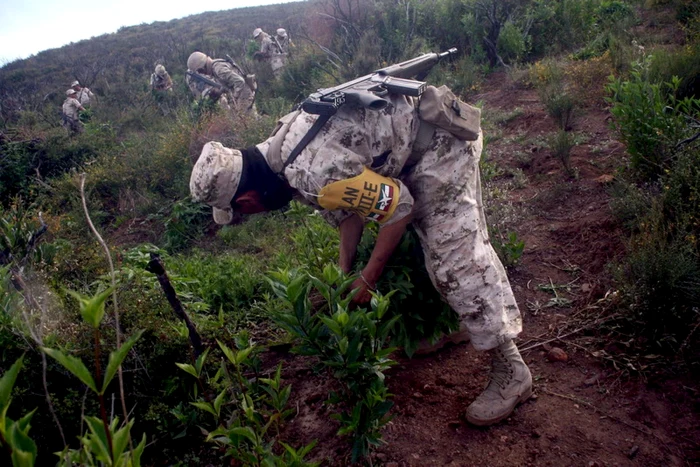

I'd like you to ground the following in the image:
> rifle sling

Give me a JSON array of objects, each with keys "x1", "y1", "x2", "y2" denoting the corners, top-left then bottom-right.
[{"x1": 281, "y1": 113, "x2": 332, "y2": 173}]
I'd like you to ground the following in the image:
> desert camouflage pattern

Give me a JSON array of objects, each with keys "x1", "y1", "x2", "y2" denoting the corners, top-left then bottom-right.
[
  {"x1": 256, "y1": 94, "x2": 522, "y2": 350},
  {"x1": 76, "y1": 87, "x2": 94, "y2": 106},
  {"x1": 151, "y1": 71, "x2": 173, "y2": 91},
  {"x1": 276, "y1": 33, "x2": 290, "y2": 54},
  {"x1": 62, "y1": 97, "x2": 83, "y2": 133},
  {"x1": 211, "y1": 60, "x2": 255, "y2": 111}
]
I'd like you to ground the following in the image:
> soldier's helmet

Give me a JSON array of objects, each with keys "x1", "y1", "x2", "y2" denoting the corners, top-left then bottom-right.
[
  {"x1": 155, "y1": 64, "x2": 167, "y2": 77},
  {"x1": 252, "y1": 28, "x2": 263, "y2": 38},
  {"x1": 71, "y1": 80, "x2": 80, "y2": 87},
  {"x1": 276, "y1": 28, "x2": 287, "y2": 38},
  {"x1": 66, "y1": 89, "x2": 77, "y2": 96},
  {"x1": 187, "y1": 52, "x2": 209, "y2": 72}
]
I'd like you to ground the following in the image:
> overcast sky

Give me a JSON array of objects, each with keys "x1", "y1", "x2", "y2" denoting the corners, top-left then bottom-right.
[{"x1": 0, "y1": 0, "x2": 299, "y2": 64}]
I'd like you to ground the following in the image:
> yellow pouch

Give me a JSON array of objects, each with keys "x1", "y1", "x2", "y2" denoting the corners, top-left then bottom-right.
[{"x1": 318, "y1": 168, "x2": 400, "y2": 224}]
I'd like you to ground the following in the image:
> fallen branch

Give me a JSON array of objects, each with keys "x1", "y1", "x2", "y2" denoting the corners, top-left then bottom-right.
[{"x1": 145, "y1": 253, "x2": 205, "y2": 358}]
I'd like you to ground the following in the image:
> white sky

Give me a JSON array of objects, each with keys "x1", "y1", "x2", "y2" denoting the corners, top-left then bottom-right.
[{"x1": 0, "y1": 0, "x2": 298, "y2": 64}]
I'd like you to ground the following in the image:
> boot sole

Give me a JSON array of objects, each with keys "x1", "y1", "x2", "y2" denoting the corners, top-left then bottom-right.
[{"x1": 465, "y1": 384, "x2": 534, "y2": 427}]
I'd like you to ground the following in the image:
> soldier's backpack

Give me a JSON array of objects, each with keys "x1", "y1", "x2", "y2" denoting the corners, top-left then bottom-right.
[{"x1": 417, "y1": 85, "x2": 481, "y2": 141}]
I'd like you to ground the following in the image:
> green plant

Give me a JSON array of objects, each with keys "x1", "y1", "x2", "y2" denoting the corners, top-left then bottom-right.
[
  {"x1": 548, "y1": 130, "x2": 577, "y2": 178},
  {"x1": 492, "y1": 231, "x2": 525, "y2": 269},
  {"x1": 267, "y1": 265, "x2": 397, "y2": 462},
  {"x1": 179, "y1": 337, "x2": 317, "y2": 466},
  {"x1": 42, "y1": 287, "x2": 146, "y2": 466},
  {"x1": 606, "y1": 58, "x2": 700, "y2": 180},
  {"x1": 0, "y1": 356, "x2": 38, "y2": 467}
]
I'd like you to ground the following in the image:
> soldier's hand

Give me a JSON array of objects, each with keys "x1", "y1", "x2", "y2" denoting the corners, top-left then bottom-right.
[{"x1": 350, "y1": 277, "x2": 373, "y2": 305}]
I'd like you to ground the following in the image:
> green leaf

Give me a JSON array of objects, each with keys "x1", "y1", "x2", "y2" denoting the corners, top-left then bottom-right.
[
  {"x1": 190, "y1": 401, "x2": 217, "y2": 417},
  {"x1": 7, "y1": 417, "x2": 37, "y2": 467},
  {"x1": 235, "y1": 346, "x2": 254, "y2": 365},
  {"x1": 131, "y1": 433, "x2": 147, "y2": 467},
  {"x1": 67, "y1": 286, "x2": 114, "y2": 328},
  {"x1": 217, "y1": 340, "x2": 237, "y2": 366},
  {"x1": 213, "y1": 389, "x2": 227, "y2": 418},
  {"x1": 0, "y1": 356, "x2": 23, "y2": 413},
  {"x1": 83, "y1": 416, "x2": 111, "y2": 463},
  {"x1": 175, "y1": 363, "x2": 198, "y2": 378},
  {"x1": 42, "y1": 348, "x2": 97, "y2": 393},
  {"x1": 227, "y1": 426, "x2": 257, "y2": 443},
  {"x1": 111, "y1": 419, "x2": 133, "y2": 462},
  {"x1": 102, "y1": 330, "x2": 143, "y2": 394}
]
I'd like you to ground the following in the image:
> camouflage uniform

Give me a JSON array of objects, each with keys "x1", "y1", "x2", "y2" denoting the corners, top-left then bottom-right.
[
  {"x1": 150, "y1": 66, "x2": 173, "y2": 91},
  {"x1": 256, "y1": 95, "x2": 522, "y2": 351},
  {"x1": 210, "y1": 59, "x2": 255, "y2": 111},
  {"x1": 257, "y1": 31, "x2": 285, "y2": 76},
  {"x1": 76, "y1": 87, "x2": 94, "y2": 106},
  {"x1": 62, "y1": 95, "x2": 83, "y2": 134}
]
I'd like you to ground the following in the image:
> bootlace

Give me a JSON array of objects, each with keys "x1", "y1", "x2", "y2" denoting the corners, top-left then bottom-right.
[{"x1": 488, "y1": 349, "x2": 514, "y2": 390}]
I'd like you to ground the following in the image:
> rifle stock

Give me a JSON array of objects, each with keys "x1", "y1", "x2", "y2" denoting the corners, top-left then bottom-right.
[{"x1": 301, "y1": 48, "x2": 457, "y2": 115}]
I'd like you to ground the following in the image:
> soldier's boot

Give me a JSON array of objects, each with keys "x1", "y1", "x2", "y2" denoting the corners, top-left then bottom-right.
[
  {"x1": 465, "y1": 339, "x2": 532, "y2": 426},
  {"x1": 414, "y1": 324, "x2": 470, "y2": 355}
]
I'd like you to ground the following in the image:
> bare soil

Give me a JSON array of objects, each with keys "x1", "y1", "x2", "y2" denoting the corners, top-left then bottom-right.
[{"x1": 266, "y1": 71, "x2": 700, "y2": 466}]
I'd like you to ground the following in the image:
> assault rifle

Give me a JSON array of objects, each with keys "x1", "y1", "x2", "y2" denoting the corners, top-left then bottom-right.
[
  {"x1": 301, "y1": 48, "x2": 457, "y2": 116},
  {"x1": 186, "y1": 70, "x2": 225, "y2": 90}
]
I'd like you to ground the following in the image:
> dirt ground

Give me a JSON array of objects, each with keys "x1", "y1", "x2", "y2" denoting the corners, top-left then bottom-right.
[{"x1": 265, "y1": 71, "x2": 700, "y2": 466}]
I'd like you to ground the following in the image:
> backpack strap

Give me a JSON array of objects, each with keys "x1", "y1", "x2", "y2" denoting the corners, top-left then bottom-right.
[
  {"x1": 405, "y1": 119, "x2": 435, "y2": 168},
  {"x1": 281, "y1": 114, "x2": 332, "y2": 173},
  {"x1": 266, "y1": 110, "x2": 301, "y2": 173}
]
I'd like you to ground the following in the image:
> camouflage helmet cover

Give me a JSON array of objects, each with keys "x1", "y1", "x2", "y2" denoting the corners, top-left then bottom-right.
[
  {"x1": 276, "y1": 28, "x2": 287, "y2": 38},
  {"x1": 190, "y1": 142, "x2": 243, "y2": 225},
  {"x1": 252, "y1": 28, "x2": 263, "y2": 38},
  {"x1": 66, "y1": 89, "x2": 77, "y2": 96},
  {"x1": 155, "y1": 64, "x2": 166, "y2": 77},
  {"x1": 71, "y1": 80, "x2": 80, "y2": 87},
  {"x1": 187, "y1": 51, "x2": 209, "y2": 71}
]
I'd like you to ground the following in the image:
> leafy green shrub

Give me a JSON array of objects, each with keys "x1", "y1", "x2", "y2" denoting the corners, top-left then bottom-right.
[
  {"x1": 161, "y1": 199, "x2": 209, "y2": 252},
  {"x1": 0, "y1": 356, "x2": 38, "y2": 467},
  {"x1": 650, "y1": 42, "x2": 700, "y2": 99},
  {"x1": 606, "y1": 59, "x2": 700, "y2": 180},
  {"x1": 491, "y1": 231, "x2": 526, "y2": 269},
  {"x1": 498, "y1": 21, "x2": 530, "y2": 64},
  {"x1": 355, "y1": 225, "x2": 459, "y2": 356},
  {"x1": 179, "y1": 338, "x2": 318, "y2": 466},
  {"x1": 167, "y1": 251, "x2": 263, "y2": 315},
  {"x1": 548, "y1": 130, "x2": 577, "y2": 177},
  {"x1": 267, "y1": 266, "x2": 396, "y2": 462}
]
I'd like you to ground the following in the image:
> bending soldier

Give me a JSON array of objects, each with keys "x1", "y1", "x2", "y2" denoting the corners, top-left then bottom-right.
[
  {"x1": 186, "y1": 51, "x2": 256, "y2": 112},
  {"x1": 190, "y1": 88, "x2": 533, "y2": 427}
]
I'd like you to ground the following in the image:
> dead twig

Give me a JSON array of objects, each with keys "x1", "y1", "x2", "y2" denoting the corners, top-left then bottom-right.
[{"x1": 79, "y1": 174, "x2": 130, "y2": 431}]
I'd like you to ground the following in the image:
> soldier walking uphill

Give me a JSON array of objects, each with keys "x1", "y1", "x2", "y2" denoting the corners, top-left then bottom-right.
[
  {"x1": 62, "y1": 89, "x2": 85, "y2": 135},
  {"x1": 186, "y1": 51, "x2": 256, "y2": 113},
  {"x1": 189, "y1": 86, "x2": 534, "y2": 427},
  {"x1": 71, "y1": 80, "x2": 94, "y2": 107},
  {"x1": 252, "y1": 28, "x2": 286, "y2": 77}
]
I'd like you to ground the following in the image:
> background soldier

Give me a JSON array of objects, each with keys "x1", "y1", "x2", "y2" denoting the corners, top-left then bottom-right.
[
  {"x1": 253, "y1": 27, "x2": 285, "y2": 77},
  {"x1": 186, "y1": 51, "x2": 256, "y2": 113},
  {"x1": 71, "y1": 80, "x2": 94, "y2": 107},
  {"x1": 61, "y1": 89, "x2": 84, "y2": 135},
  {"x1": 150, "y1": 64, "x2": 173, "y2": 92},
  {"x1": 275, "y1": 28, "x2": 291, "y2": 54}
]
